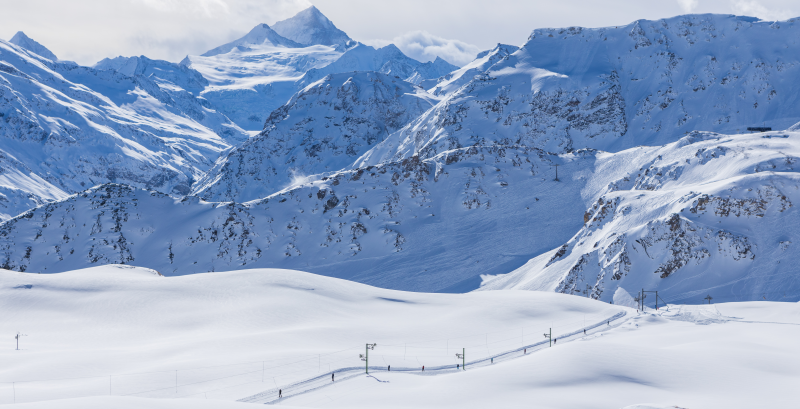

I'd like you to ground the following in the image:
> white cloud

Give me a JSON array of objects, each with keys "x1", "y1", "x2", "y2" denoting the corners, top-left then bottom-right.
[
  {"x1": 135, "y1": 0, "x2": 231, "y2": 17},
  {"x1": 676, "y1": 0, "x2": 699, "y2": 13},
  {"x1": 730, "y1": 0, "x2": 794, "y2": 20},
  {"x1": 365, "y1": 31, "x2": 481, "y2": 67}
]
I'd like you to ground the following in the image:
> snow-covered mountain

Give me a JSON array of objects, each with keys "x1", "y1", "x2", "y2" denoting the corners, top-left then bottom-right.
[
  {"x1": 201, "y1": 24, "x2": 303, "y2": 57},
  {"x1": 176, "y1": 8, "x2": 457, "y2": 131},
  {"x1": 0, "y1": 142, "x2": 591, "y2": 291},
  {"x1": 0, "y1": 35, "x2": 247, "y2": 219},
  {"x1": 4, "y1": 13, "x2": 800, "y2": 303},
  {"x1": 300, "y1": 44, "x2": 459, "y2": 87},
  {"x1": 355, "y1": 14, "x2": 800, "y2": 167},
  {"x1": 192, "y1": 71, "x2": 439, "y2": 202},
  {"x1": 8, "y1": 125, "x2": 800, "y2": 300},
  {"x1": 9, "y1": 31, "x2": 59, "y2": 61},
  {"x1": 424, "y1": 43, "x2": 519, "y2": 96},
  {"x1": 479, "y1": 128, "x2": 800, "y2": 303},
  {"x1": 271, "y1": 6, "x2": 352, "y2": 47}
]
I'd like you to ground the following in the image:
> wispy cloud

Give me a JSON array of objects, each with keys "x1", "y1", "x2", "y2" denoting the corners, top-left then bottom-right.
[
  {"x1": 135, "y1": 0, "x2": 231, "y2": 16},
  {"x1": 676, "y1": 0, "x2": 699, "y2": 13},
  {"x1": 730, "y1": 0, "x2": 794, "y2": 20},
  {"x1": 365, "y1": 31, "x2": 480, "y2": 67}
]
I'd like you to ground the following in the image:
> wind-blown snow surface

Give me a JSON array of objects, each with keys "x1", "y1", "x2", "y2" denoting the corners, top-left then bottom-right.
[
  {"x1": 192, "y1": 71, "x2": 439, "y2": 202},
  {"x1": 354, "y1": 14, "x2": 800, "y2": 167},
  {"x1": 1, "y1": 266, "x2": 798, "y2": 408},
  {"x1": 0, "y1": 37, "x2": 247, "y2": 219}
]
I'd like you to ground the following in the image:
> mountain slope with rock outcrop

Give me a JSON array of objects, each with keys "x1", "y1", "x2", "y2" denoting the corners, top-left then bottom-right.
[{"x1": 192, "y1": 71, "x2": 439, "y2": 202}]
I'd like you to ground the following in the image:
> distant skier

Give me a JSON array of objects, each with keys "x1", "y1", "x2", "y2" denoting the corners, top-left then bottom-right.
[
  {"x1": 422, "y1": 366, "x2": 425, "y2": 371},
  {"x1": 554, "y1": 338, "x2": 557, "y2": 344},
  {"x1": 279, "y1": 389, "x2": 282, "y2": 398},
  {"x1": 332, "y1": 373, "x2": 335, "y2": 382},
  {"x1": 491, "y1": 358, "x2": 493, "y2": 364},
  {"x1": 584, "y1": 329, "x2": 586, "y2": 334},
  {"x1": 388, "y1": 365, "x2": 391, "y2": 371},
  {"x1": 524, "y1": 348, "x2": 526, "y2": 354},
  {"x1": 457, "y1": 364, "x2": 459, "y2": 369}
]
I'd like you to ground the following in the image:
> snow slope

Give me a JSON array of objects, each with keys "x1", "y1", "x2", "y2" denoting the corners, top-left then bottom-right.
[
  {"x1": 0, "y1": 266, "x2": 798, "y2": 408},
  {"x1": 355, "y1": 14, "x2": 800, "y2": 167},
  {"x1": 0, "y1": 150, "x2": 66, "y2": 221},
  {"x1": 0, "y1": 37, "x2": 247, "y2": 219},
  {"x1": 201, "y1": 24, "x2": 302, "y2": 57},
  {"x1": 192, "y1": 71, "x2": 439, "y2": 202},
  {"x1": 272, "y1": 6, "x2": 353, "y2": 47},
  {"x1": 425, "y1": 43, "x2": 519, "y2": 96},
  {"x1": 480, "y1": 129, "x2": 800, "y2": 303},
  {"x1": 300, "y1": 44, "x2": 459, "y2": 88}
]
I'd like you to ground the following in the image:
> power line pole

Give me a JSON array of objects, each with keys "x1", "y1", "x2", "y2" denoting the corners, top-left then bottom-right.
[
  {"x1": 360, "y1": 343, "x2": 376, "y2": 374},
  {"x1": 705, "y1": 295, "x2": 713, "y2": 304},
  {"x1": 455, "y1": 349, "x2": 465, "y2": 370},
  {"x1": 15, "y1": 332, "x2": 26, "y2": 350},
  {"x1": 543, "y1": 328, "x2": 551, "y2": 347},
  {"x1": 554, "y1": 165, "x2": 560, "y2": 182}
]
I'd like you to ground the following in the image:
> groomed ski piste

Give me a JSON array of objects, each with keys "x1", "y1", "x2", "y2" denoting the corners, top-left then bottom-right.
[{"x1": 1, "y1": 266, "x2": 799, "y2": 408}]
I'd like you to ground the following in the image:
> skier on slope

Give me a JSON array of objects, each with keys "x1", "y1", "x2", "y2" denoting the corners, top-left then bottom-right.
[
  {"x1": 388, "y1": 365, "x2": 391, "y2": 371},
  {"x1": 554, "y1": 338, "x2": 557, "y2": 344},
  {"x1": 279, "y1": 389, "x2": 282, "y2": 398},
  {"x1": 422, "y1": 366, "x2": 425, "y2": 371},
  {"x1": 332, "y1": 373, "x2": 335, "y2": 382}
]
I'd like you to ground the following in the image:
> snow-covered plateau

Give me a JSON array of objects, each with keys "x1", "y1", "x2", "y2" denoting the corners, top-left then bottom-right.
[{"x1": 0, "y1": 266, "x2": 798, "y2": 408}]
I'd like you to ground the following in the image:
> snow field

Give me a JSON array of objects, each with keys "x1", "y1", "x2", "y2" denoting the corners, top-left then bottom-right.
[
  {"x1": 0, "y1": 266, "x2": 623, "y2": 404},
  {"x1": 2, "y1": 266, "x2": 799, "y2": 408}
]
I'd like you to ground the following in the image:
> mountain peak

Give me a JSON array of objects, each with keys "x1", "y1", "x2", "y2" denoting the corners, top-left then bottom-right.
[
  {"x1": 9, "y1": 31, "x2": 58, "y2": 61},
  {"x1": 272, "y1": 5, "x2": 352, "y2": 47},
  {"x1": 201, "y1": 23, "x2": 303, "y2": 57}
]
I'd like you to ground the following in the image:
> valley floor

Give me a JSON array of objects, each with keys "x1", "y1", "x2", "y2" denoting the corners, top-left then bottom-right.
[{"x1": 0, "y1": 267, "x2": 797, "y2": 408}]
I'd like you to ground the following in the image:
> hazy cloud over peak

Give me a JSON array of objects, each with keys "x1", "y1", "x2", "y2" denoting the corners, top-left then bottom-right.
[
  {"x1": 676, "y1": 0, "x2": 699, "y2": 13},
  {"x1": 365, "y1": 31, "x2": 481, "y2": 67}
]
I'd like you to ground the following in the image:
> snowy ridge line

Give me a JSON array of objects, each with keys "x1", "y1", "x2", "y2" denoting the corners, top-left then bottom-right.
[{"x1": 238, "y1": 311, "x2": 628, "y2": 404}]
